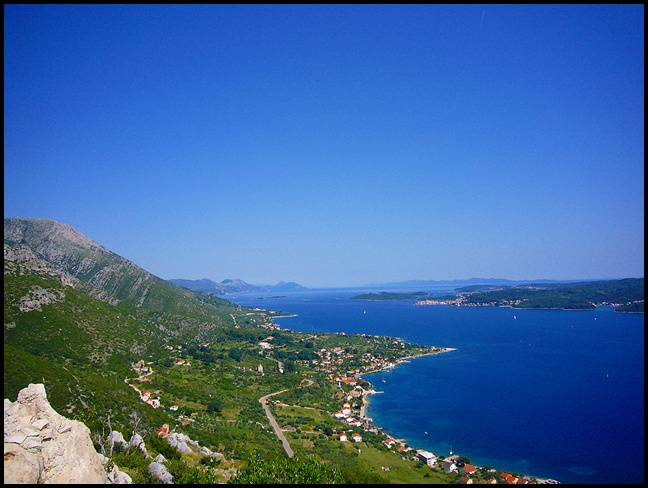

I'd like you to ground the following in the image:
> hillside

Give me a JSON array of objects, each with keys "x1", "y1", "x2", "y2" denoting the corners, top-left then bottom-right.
[
  {"x1": 5, "y1": 218, "x2": 468, "y2": 484},
  {"x1": 416, "y1": 279, "x2": 644, "y2": 311}
]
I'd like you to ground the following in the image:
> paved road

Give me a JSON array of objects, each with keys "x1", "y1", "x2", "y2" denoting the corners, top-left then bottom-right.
[{"x1": 259, "y1": 389, "x2": 293, "y2": 458}]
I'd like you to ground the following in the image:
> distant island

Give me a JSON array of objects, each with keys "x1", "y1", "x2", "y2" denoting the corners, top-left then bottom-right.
[
  {"x1": 168, "y1": 278, "x2": 307, "y2": 295},
  {"x1": 350, "y1": 291, "x2": 432, "y2": 301},
  {"x1": 415, "y1": 278, "x2": 644, "y2": 312}
]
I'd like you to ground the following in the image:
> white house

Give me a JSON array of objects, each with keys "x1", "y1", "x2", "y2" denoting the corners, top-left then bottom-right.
[
  {"x1": 417, "y1": 450, "x2": 437, "y2": 467},
  {"x1": 443, "y1": 460, "x2": 458, "y2": 473}
]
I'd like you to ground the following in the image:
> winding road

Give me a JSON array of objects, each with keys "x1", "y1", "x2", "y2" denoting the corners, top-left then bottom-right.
[
  {"x1": 259, "y1": 390, "x2": 293, "y2": 458},
  {"x1": 258, "y1": 378, "x2": 315, "y2": 459}
]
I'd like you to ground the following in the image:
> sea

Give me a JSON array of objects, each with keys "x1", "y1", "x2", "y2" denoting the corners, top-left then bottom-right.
[{"x1": 227, "y1": 287, "x2": 644, "y2": 484}]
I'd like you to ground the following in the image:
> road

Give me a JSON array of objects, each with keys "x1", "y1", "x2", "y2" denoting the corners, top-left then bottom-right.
[{"x1": 259, "y1": 389, "x2": 293, "y2": 458}]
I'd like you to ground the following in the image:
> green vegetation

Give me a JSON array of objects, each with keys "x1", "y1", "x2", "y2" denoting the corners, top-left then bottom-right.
[
  {"x1": 4, "y1": 218, "x2": 460, "y2": 484},
  {"x1": 5, "y1": 217, "x2": 583, "y2": 484},
  {"x1": 230, "y1": 452, "x2": 344, "y2": 483},
  {"x1": 423, "y1": 279, "x2": 643, "y2": 312}
]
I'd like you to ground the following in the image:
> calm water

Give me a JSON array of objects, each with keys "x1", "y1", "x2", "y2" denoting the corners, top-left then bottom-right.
[{"x1": 229, "y1": 288, "x2": 644, "y2": 484}]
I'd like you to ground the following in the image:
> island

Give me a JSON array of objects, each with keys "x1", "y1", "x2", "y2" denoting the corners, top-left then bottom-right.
[
  {"x1": 350, "y1": 291, "x2": 432, "y2": 301},
  {"x1": 415, "y1": 278, "x2": 644, "y2": 312}
]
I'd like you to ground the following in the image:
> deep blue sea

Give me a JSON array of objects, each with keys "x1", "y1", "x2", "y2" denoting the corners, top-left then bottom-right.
[{"x1": 228, "y1": 288, "x2": 644, "y2": 484}]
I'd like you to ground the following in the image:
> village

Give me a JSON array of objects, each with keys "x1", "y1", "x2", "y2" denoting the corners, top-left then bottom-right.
[
  {"x1": 312, "y1": 344, "x2": 558, "y2": 485},
  {"x1": 126, "y1": 339, "x2": 559, "y2": 484}
]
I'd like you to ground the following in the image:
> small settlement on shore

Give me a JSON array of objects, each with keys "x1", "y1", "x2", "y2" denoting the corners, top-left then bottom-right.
[{"x1": 321, "y1": 346, "x2": 560, "y2": 484}]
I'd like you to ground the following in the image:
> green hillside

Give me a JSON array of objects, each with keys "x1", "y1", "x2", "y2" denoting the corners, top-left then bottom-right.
[
  {"x1": 452, "y1": 279, "x2": 644, "y2": 311},
  {"x1": 5, "y1": 218, "x2": 476, "y2": 484}
]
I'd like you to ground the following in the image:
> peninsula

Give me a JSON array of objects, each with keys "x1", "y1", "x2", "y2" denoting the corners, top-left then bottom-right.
[{"x1": 414, "y1": 278, "x2": 643, "y2": 312}]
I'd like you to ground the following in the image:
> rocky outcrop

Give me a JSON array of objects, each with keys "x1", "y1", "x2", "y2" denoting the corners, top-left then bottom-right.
[
  {"x1": 4, "y1": 383, "x2": 130, "y2": 484},
  {"x1": 149, "y1": 462, "x2": 174, "y2": 484}
]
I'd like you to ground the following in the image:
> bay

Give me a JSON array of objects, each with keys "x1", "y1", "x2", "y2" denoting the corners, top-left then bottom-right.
[{"x1": 229, "y1": 288, "x2": 644, "y2": 484}]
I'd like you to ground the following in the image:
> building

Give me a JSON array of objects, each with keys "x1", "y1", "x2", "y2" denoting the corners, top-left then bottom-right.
[
  {"x1": 444, "y1": 460, "x2": 458, "y2": 473},
  {"x1": 417, "y1": 450, "x2": 437, "y2": 467}
]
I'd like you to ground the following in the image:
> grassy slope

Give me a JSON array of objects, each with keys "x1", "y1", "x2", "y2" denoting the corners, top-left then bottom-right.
[{"x1": 5, "y1": 252, "x2": 467, "y2": 483}]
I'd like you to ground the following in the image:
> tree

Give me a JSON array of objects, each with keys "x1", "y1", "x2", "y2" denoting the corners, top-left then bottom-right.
[
  {"x1": 207, "y1": 399, "x2": 221, "y2": 414},
  {"x1": 228, "y1": 348, "x2": 243, "y2": 362}
]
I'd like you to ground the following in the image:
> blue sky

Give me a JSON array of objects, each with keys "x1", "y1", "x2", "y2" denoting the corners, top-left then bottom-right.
[{"x1": 4, "y1": 5, "x2": 644, "y2": 288}]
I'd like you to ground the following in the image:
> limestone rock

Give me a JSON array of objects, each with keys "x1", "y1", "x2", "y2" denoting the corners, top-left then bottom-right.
[
  {"x1": 3, "y1": 383, "x2": 125, "y2": 484},
  {"x1": 149, "y1": 461, "x2": 173, "y2": 484}
]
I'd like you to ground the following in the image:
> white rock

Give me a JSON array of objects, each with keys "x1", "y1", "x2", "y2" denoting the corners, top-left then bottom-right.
[
  {"x1": 149, "y1": 461, "x2": 173, "y2": 484},
  {"x1": 31, "y1": 418, "x2": 49, "y2": 430},
  {"x1": 4, "y1": 383, "x2": 109, "y2": 484},
  {"x1": 5, "y1": 431, "x2": 27, "y2": 444},
  {"x1": 20, "y1": 426, "x2": 40, "y2": 437}
]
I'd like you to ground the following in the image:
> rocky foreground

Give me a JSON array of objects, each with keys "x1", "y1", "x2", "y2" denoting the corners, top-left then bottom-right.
[{"x1": 4, "y1": 383, "x2": 131, "y2": 484}]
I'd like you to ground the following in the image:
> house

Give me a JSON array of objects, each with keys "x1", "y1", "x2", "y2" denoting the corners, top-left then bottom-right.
[
  {"x1": 334, "y1": 411, "x2": 346, "y2": 419},
  {"x1": 256, "y1": 364, "x2": 264, "y2": 375},
  {"x1": 500, "y1": 473, "x2": 518, "y2": 484},
  {"x1": 157, "y1": 424, "x2": 169, "y2": 437},
  {"x1": 443, "y1": 460, "x2": 458, "y2": 473},
  {"x1": 339, "y1": 433, "x2": 348, "y2": 442},
  {"x1": 351, "y1": 432, "x2": 363, "y2": 442},
  {"x1": 462, "y1": 464, "x2": 478, "y2": 476},
  {"x1": 459, "y1": 476, "x2": 474, "y2": 484},
  {"x1": 417, "y1": 450, "x2": 437, "y2": 467}
]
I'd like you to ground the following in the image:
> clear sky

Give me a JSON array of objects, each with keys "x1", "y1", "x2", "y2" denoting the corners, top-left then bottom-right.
[{"x1": 4, "y1": 5, "x2": 644, "y2": 288}]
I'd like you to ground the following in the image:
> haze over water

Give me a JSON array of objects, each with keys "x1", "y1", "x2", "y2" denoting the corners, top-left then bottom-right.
[{"x1": 230, "y1": 288, "x2": 644, "y2": 484}]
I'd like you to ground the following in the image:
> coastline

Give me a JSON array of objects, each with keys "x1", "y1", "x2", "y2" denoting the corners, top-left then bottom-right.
[{"x1": 354, "y1": 346, "x2": 558, "y2": 484}]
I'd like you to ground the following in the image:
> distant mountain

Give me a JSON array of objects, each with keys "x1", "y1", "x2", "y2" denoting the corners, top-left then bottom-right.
[
  {"x1": 168, "y1": 278, "x2": 260, "y2": 294},
  {"x1": 364, "y1": 277, "x2": 581, "y2": 290},
  {"x1": 168, "y1": 278, "x2": 307, "y2": 294},
  {"x1": 267, "y1": 281, "x2": 308, "y2": 292}
]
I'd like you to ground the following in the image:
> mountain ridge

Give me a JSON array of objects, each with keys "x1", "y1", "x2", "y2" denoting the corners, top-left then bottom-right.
[{"x1": 168, "y1": 277, "x2": 307, "y2": 295}]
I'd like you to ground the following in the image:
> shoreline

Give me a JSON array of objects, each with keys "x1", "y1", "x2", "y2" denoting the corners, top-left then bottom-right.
[{"x1": 355, "y1": 346, "x2": 557, "y2": 484}]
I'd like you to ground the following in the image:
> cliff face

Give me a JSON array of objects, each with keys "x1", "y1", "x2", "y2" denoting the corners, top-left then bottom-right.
[{"x1": 4, "y1": 383, "x2": 128, "y2": 484}]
